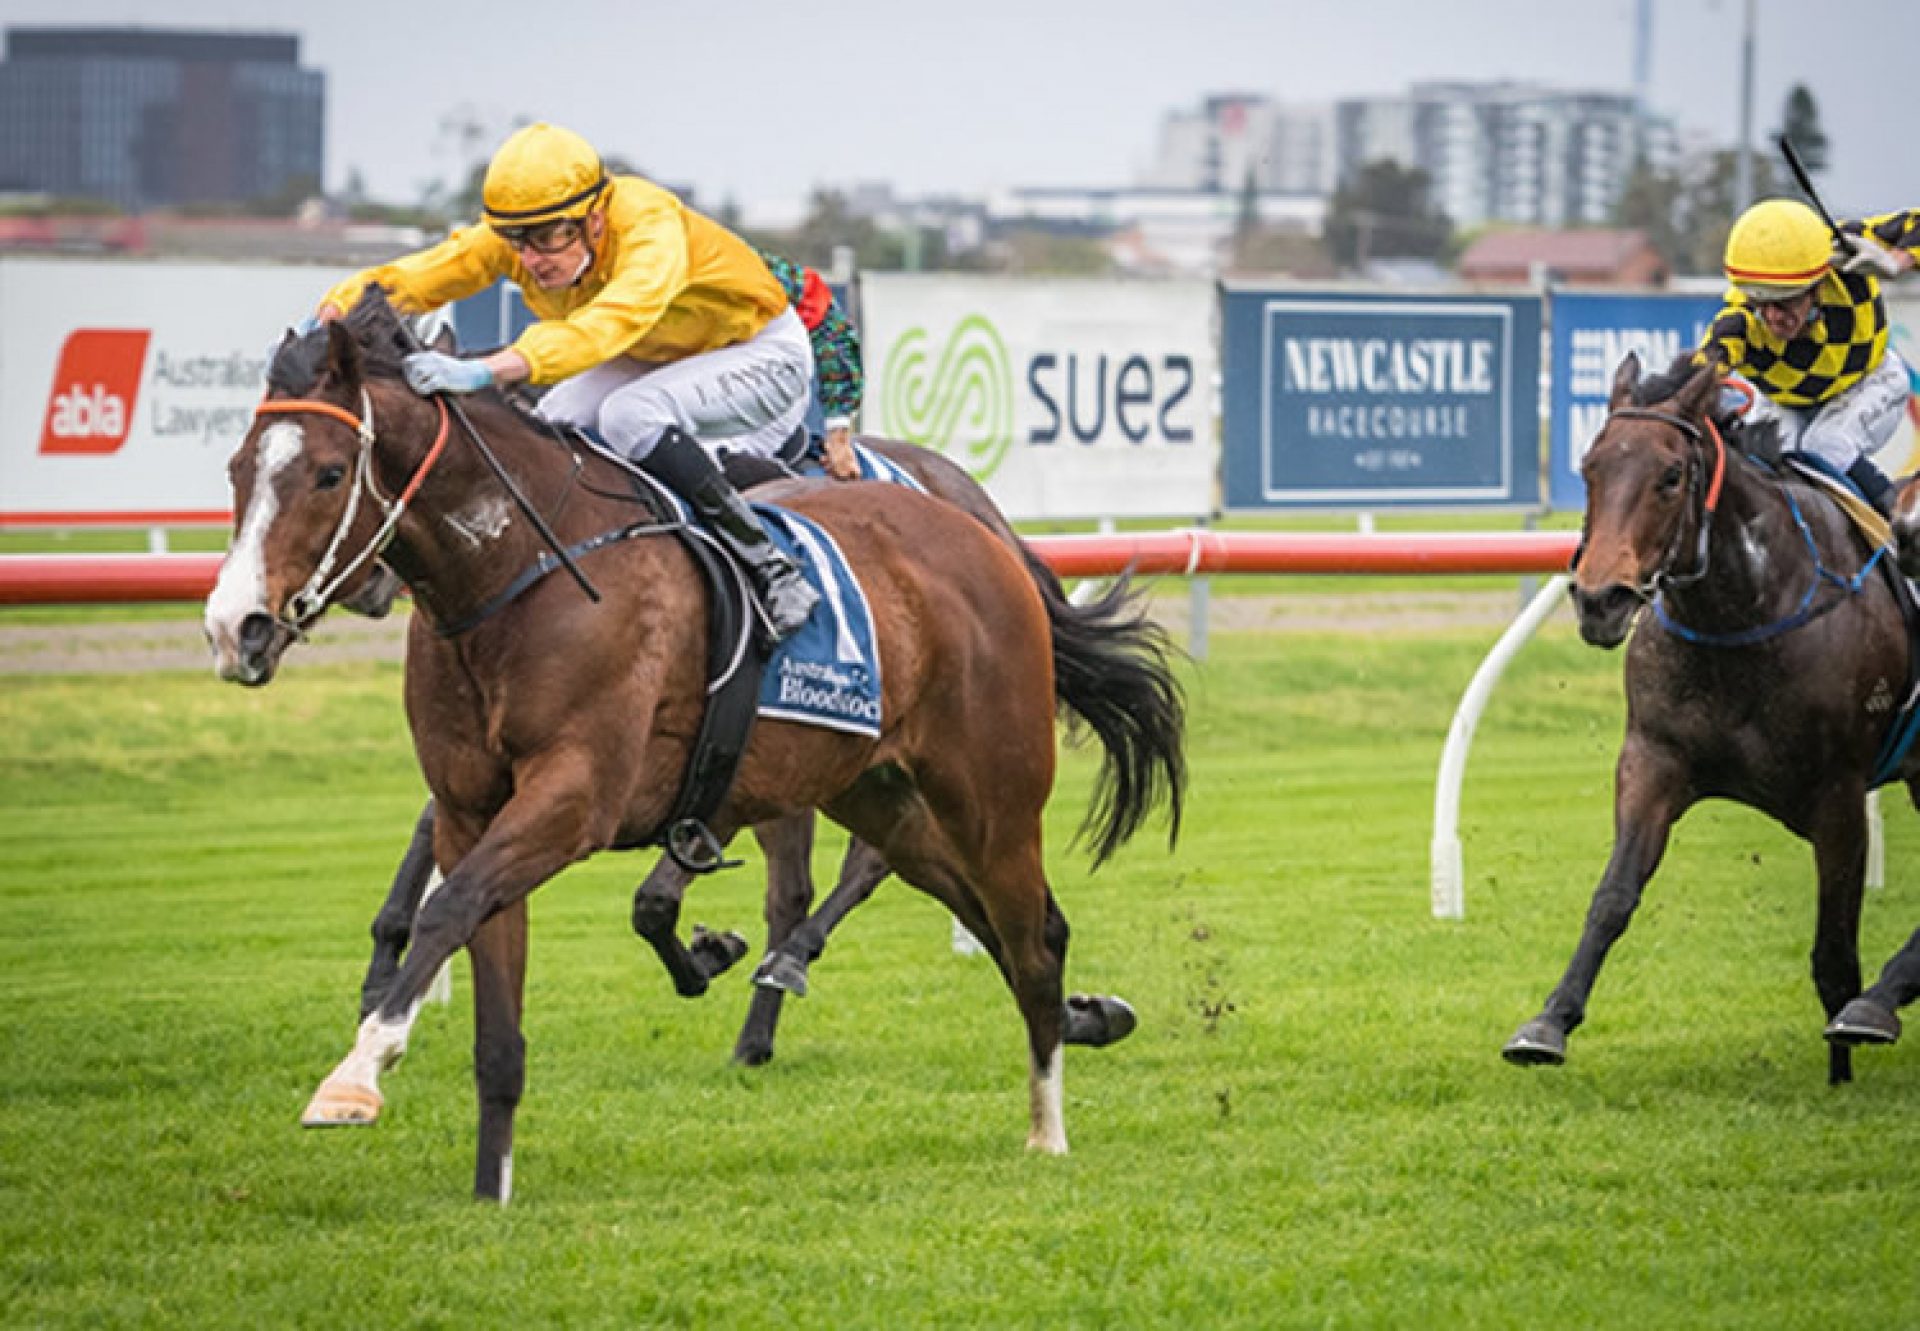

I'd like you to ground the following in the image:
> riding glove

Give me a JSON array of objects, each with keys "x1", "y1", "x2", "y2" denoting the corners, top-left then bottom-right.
[
  {"x1": 403, "y1": 350, "x2": 495, "y2": 396},
  {"x1": 1838, "y1": 233, "x2": 1907, "y2": 280}
]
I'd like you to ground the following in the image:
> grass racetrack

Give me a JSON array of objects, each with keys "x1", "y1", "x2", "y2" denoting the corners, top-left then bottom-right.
[{"x1": 3, "y1": 606, "x2": 1919, "y2": 1328}]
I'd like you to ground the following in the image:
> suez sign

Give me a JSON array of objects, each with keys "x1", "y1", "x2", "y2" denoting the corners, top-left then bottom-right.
[
  {"x1": 1220, "y1": 286, "x2": 1543, "y2": 509},
  {"x1": 856, "y1": 274, "x2": 1216, "y2": 521},
  {"x1": 0, "y1": 257, "x2": 352, "y2": 524}
]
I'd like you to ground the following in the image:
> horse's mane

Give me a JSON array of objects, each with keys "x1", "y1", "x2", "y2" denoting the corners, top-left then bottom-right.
[
  {"x1": 266, "y1": 286, "x2": 414, "y2": 394},
  {"x1": 1632, "y1": 351, "x2": 1783, "y2": 468}
]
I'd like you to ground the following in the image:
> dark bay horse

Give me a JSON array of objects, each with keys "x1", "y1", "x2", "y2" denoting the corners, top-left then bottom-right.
[
  {"x1": 204, "y1": 294, "x2": 1186, "y2": 1200},
  {"x1": 358, "y1": 435, "x2": 1183, "y2": 1068},
  {"x1": 1503, "y1": 353, "x2": 1914, "y2": 1085},
  {"x1": 1824, "y1": 483, "x2": 1920, "y2": 1045}
]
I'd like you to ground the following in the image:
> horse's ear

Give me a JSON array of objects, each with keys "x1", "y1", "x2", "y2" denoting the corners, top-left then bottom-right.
[
  {"x1": 1608, "y1": 351, "x2": 1642, "y2": 410},
  {"x1": 322, "y1": 318, "x2": 362, "y2": 387},
  {"x1": 1675, "y1": 361, "x2": 1720, "y2": 421}
]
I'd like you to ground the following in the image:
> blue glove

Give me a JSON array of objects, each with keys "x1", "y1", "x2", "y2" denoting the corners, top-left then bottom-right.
[{"x1": 403, "y1": 350, "x2": 494, "y2": 396}]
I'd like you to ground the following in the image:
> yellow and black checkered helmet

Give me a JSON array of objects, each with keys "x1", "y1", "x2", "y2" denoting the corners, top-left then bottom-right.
[
  {"x1": 481, "y1": 123, "x2": 608, "y2": 230},
  {"x1": 1724, "y1": 198, "x2": 1831, "y2": 302}
]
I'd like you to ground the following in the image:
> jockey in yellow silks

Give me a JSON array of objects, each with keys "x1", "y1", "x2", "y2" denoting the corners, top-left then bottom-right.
[{"x1": 316, "y1": 121, "x2": 818, "y2": 637}]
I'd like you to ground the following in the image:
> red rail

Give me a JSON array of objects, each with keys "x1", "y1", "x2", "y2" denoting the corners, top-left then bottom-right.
[{"x1": 0, "y1": 531, "x2": 1581, "y2": 606}]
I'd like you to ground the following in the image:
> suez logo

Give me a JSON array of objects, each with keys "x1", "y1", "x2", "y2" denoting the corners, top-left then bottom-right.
[
  {"x1": 878, "y1": 314, "x2": 1196, "y2": 481},
  {"x1": 39, "y1": 329, "x2": 152, "y2": 455}
]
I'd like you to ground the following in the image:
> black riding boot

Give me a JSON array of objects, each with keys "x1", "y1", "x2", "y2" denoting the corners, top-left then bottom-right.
[
  {"x1": 642, "y1": 426, "x2": 819, "y2": 639},
  {"x1": 1847, "y1": 458, "x2": 1898, "y2": 519}
]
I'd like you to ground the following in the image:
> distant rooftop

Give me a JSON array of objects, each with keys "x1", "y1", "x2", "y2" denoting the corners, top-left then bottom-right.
[{"x1": 5, "y1": 27, "x2": 301, "y2": 63}]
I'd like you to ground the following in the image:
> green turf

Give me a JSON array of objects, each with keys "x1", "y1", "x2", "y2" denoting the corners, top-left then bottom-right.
[{"x1": 2, "y1": 624, "x2": 1916, "y2": 1329}]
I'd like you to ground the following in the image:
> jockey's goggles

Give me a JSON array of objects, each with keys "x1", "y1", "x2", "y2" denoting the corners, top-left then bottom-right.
[{"x1": 493, "y1": 216, "x2": 586, "y2": 255}]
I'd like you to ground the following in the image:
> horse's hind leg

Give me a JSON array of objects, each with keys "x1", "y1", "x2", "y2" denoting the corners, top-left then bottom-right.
[
  {"x1": 631, "y1": 846, "x2": 749, "y2": 998},
  {"x1": 468, "y1": 900, "x2": 528, "y2": 1203},
  {"x1": 1505, "y1": 738, "x2": 1686, "y2": 1066},
  {"x1": 733, "y1": 812, "x2": 818, "y2": 1066},
  {"x1": 736, "y1": 822, "x2": 895, "y2": 1065},
  {"x1": 360, "y1": 799, "x2": 438, "y2": 1019},
  {"x1": 754, "y1": 832, "x2": 892, "y2": 996},
  {"x1": 867, "y1": 795, "x2": 1072, "y2": 1153},
  {"x1": 1803, "y1": 798, "x2": 1867, "y2": 1085}
]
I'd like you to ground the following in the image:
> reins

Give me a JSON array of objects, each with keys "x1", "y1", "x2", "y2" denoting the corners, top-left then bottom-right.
[
  {"x1": 1598, "y1": 404, "x2": 1890, "y2": 648},
  {"x1": 252, "y1": 391, "x2": 452, "y2": 631}
]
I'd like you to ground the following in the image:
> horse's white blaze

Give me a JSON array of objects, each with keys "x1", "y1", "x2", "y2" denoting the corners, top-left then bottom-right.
[
  {"x1": 1026, "y1": 1045, "x2": 1068, "y2": 1155},
  {"x1": 204, "y1": 422, "x2": 305, "y2": 670}
]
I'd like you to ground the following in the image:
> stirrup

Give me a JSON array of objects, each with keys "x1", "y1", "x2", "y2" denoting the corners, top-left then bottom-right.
[{"x1": 665, "y1": 819, "x2": 743, "y2": 875}]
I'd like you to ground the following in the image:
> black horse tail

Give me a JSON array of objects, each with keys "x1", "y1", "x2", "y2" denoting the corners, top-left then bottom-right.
[{"x1": 1016, "y1": 543, "x2": 1188, "y2": 867}]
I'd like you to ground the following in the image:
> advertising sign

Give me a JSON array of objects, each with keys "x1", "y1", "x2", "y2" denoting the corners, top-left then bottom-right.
[
  {"x1": 0, "y1": 257, "x2": 350, "y2": 525},
  {"x1": 1550, "y1": 289, "x2": 1920, "y2": 511},
  {"x1": 858, "y1": 274, "x2": 1216, "y2": 520},
  {"x1": 1220, "y1": 286, "x2": 1543, "y2": 509},
  {"x1": 1547, "y1": 291, "x2": 1720, "y2": 510}
]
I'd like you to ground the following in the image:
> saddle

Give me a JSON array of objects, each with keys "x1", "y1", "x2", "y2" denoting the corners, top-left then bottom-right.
[{"x1": 1781, "y1": 454, "x2": 1920, "y2": 792}]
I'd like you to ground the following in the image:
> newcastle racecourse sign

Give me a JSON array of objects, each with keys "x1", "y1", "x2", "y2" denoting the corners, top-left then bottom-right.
[{"x1": 1220, "y1": 286, "x2": 1543, "y2": 510}]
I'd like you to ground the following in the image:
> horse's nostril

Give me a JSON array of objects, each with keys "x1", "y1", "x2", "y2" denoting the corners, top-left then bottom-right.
[{"x1": 238, "y1": 612, "x2": 278, "y2": 660}]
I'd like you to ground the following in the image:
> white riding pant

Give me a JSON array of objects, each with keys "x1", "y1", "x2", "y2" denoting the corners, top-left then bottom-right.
[
  {"x1": 1746, "y1": 349, "x2": 1911, "y2": 472},
  {"x1": 536, "y1": 308, "x2": 814, "y2": 463}
]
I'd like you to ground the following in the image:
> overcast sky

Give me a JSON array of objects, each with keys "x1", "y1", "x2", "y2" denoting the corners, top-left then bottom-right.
[{"x1": 7, "y1": 0, "x2": 1917, "y2": 224}]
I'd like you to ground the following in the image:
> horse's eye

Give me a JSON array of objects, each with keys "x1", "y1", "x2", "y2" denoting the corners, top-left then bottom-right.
[
  {"x1": 1658, "y1": 462, "x2": 1685, "y2": 493},
  {"x1": 316, "y1": 464, "x2": 347, "y2": 491}
]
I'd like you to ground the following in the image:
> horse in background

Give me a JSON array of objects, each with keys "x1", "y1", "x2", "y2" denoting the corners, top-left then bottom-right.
[
  {"x1": 205, "y1": 290, "x2": 1187, "y2": 1200},
  {"x1": 1504, "y1": 352, "x2": 1915, "y2": 1085}
]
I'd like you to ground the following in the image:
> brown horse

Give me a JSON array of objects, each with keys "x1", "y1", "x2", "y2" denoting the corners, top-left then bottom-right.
[
  {"x1": 357, "y1": 436, "x2": 1183, "y2": 1067},
  {"x1": 1502, "y1": 352, "x2": 1914, "y2": 1085},
  {"x1": 204, "y1": 292, "x2": 1186, "y2": 1200}
]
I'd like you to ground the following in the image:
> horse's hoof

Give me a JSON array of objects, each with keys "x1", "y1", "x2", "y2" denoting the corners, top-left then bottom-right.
[
  {"x1": 301, "y1": 1077, "x2": 383, "y2": 1127},
  {"x1": 1064, "y1": 994, "x2": 1137, "y2": 1048},
  {"x1": 689, "y1": 926, "x2": 750, "y2": 980},
  {"x1": 1502, "y1": 1019, "x2": 1567, "y2": 1066},
  {"x1": 732, "y1": 1038, "x2": 775, "y2": 1068},
  {"x1": 753, "y1": 951, "x2": 810, "y2": 997},
  {"x1": 1826, "y1": 999, "x2": 1902, "y2": 1046}
]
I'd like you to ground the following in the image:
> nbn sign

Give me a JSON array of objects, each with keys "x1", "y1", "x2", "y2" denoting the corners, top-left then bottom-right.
[{"x1": 1221, "y1": 287, "x2": 1542, "y2": 509}]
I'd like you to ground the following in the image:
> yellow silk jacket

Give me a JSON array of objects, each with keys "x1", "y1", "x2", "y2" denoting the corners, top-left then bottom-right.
[{"x1": 322, "y1": 176, "x2": 788, "y2": 384}]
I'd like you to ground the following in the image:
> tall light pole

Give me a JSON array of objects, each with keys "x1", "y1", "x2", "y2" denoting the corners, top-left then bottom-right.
[{"x1": 1734, "y1": 0, "x2": 1756, "y2": 209}]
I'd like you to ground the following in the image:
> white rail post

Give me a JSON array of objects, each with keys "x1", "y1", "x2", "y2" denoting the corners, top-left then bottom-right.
[
  {"x1": 1431, "y1": 573, "x2": 1571, "y2": 919},
  {"x1": 1867, "y1": 788, "x2": 1885, "y2": 891}
]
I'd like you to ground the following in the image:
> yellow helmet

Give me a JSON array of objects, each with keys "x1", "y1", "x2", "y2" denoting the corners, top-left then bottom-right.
[
  {"x1": 481, "y1": 123, "x2": 608, "y2": 229},
  {"x1": 1724, "y1": 198, "x2": 1831, "y2": 301}
]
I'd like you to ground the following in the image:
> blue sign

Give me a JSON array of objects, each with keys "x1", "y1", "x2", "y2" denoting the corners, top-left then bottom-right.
[
  {"x1": 450, "y1": 282, "x2": 534, "y2": 352},
  {"x1": 1221, "y1": 288, "x2": 1543, "y2": 509},
  {"x1": 1547, "y1": 290, "x2": 1721, "y2": 509}
]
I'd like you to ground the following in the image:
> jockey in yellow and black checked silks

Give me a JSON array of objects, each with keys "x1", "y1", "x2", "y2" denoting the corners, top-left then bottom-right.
[{"x1": 1700, "y1": 207, "x2": 1920, "y2": 407}]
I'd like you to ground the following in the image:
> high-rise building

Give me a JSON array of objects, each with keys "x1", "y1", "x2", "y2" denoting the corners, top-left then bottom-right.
[
  {"x1": 0, "y1": 27, "x2": 324, "y2": 210},
  {"x1": 1335, "y1": 82, "x2": 1678, "y2": 229},
  {"x1": 1142, "y1": 94, "x2": 1335, "y2": 196}
]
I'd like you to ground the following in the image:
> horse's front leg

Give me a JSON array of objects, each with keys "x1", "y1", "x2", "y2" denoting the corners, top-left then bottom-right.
[
  {"x1": 302, "y1": 779, "x2": 595, "y2": 1155},
  {"x1": 1505, "y1": 739, "x2": 1688, "y2": 1066},
  {"x1": 630, "y1": 836, "x2": 749, "y2": 998},
  {"x1": 359, "y1": 798, "x2": 438, "y2": 1019},
  {"x1": 1831, "y1": 923, "x2": 1920, "y2": 1047},
  {"x1": 1804, "y1": 794, "x2": 1867, "y2": 1085},
  {"x1": 468, "y1": 900, "x2": 528, "y2": 1202}
]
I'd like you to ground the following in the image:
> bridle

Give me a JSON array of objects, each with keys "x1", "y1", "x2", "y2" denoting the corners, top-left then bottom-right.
[
  {"x1": 251, "y1": 389, "x2": 451, "y2": 632},
  {"x1": 1580, "y1": 405, "x2": 1728, "y2": 594}
]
